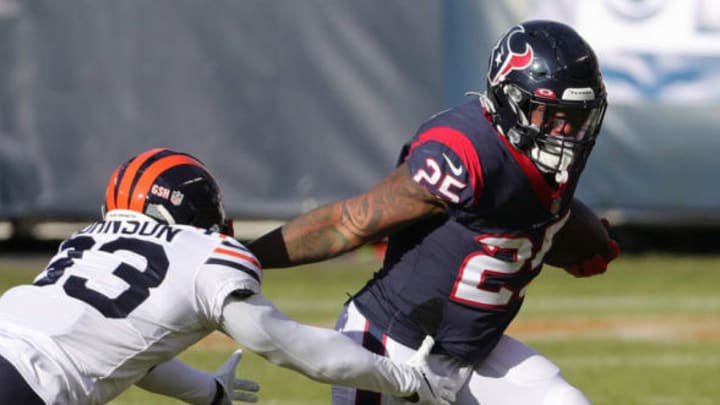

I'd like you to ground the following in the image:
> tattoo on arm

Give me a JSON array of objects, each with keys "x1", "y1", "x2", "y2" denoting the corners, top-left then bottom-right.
[{"x1": 279, "y1": 163, "x2": 445, "y2": 265}]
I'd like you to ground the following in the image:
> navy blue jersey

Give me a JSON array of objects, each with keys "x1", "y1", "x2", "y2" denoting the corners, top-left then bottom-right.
[{"x1": 353, "y1": 99, "x2": 581, "y2": 366}]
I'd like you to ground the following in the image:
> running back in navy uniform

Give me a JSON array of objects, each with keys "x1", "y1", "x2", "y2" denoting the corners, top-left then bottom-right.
[
  {"x1": 247, "y1": 20, "x2": 619, "y2": 405},
  {"x1": 353, "y1": 99, "x2": 574, "y2": 366}
]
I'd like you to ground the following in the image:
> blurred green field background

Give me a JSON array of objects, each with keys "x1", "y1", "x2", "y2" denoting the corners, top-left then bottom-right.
[{"x1": 1, "y1": 251, "x2": 719, "y2": 405}]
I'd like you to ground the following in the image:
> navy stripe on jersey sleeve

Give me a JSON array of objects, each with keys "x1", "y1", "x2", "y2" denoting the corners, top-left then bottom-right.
[
  {"x1": 205, "y1": 258, "x2": 260, "y2": 282},
  {"x1": 204, "y1": 237, "x2": 262, "y2": 282},
  {"x1": 221, "y1": 239, "x2": 250, "y2": 252}
]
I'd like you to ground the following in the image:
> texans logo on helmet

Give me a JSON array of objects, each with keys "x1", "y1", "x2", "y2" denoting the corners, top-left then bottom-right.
[{"x1": 488, "y1": 25, "x2": 534, "y2": 86}]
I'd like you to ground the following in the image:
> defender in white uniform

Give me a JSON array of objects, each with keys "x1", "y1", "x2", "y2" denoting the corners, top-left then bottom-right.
[{"x1": 0, "y1": 148, "x2": 457, "y2": 405}]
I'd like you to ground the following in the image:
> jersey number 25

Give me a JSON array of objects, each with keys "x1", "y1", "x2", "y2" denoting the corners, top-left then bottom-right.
[{"x1": 450, "y1": 214, "x2": 568, "y2": 308}]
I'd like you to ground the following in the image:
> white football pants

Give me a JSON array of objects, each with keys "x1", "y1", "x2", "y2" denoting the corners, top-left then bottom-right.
[{"x1": 331, "y1": 301, "x2": 592, "y2": 405}]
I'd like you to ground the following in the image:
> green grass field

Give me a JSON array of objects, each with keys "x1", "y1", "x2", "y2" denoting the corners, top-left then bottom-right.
[{"x1": 1, "y1": 251, "x2": 718, "y2": 405}]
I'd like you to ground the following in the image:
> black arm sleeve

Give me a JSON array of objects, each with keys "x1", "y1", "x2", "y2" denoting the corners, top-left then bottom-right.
[{"x1": 246, "y1": 227, "x2": 292, "y2": 269}]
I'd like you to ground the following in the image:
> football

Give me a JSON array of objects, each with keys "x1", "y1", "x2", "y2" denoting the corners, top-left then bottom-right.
[{"x1": 544, "y1": 198, "x2": 612, "y2": 268}]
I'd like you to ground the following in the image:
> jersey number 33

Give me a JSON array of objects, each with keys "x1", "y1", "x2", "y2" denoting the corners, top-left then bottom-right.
[{"x1": 34, "y1": 235, "x2": 169, "y2": 319}]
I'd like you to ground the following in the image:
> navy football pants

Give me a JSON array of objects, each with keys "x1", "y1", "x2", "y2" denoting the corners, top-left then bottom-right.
[{"x1": 0, "y1": 354, "x2": 44, "y2": 404}]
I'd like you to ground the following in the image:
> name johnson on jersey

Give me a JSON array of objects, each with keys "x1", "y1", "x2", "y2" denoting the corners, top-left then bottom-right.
[{"x1": 77, "y1": 220, "x2": 182, "y2": 242}]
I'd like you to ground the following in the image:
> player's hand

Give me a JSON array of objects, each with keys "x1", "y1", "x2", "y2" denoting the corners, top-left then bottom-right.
[
  {"x1": 213, "y1": 349, "x2": 260, "y2": 404},
  {"x1": 564, "y1": 219, "x2": 621, "y2": 277},
  {"x1": 402, "y1": 336, "x2": 458, "y2": 405},
  {"x1": 405, "y1": 367, "x2": 457, "y2": 405}
]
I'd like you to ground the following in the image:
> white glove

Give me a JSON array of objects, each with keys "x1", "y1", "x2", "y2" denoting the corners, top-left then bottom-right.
[
  {"x1": 403, "y1": 336, "x2": 458, "y2": 405},
  {"x1": 213, "y1": 349, "x2": 260, "y2": 404},
  {"x1": 406, "y1": 335, "x2": 435, "y2": 369}
]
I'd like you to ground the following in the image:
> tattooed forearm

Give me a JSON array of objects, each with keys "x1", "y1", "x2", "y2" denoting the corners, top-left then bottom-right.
[
  {"x1": 280, "y1": 163, "x2": 445, "y2": 265},
  {"x1": 282, "y1": 201, "x2": 355, "y2": 264}
]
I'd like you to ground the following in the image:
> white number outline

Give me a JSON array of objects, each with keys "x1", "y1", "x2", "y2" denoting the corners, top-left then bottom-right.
[
  {"x1": 450, "y1": 212, "x2": 569, "y2": 308},
  {"x1": 412, "y1": 157, "x2": 467, "y2": 203}
]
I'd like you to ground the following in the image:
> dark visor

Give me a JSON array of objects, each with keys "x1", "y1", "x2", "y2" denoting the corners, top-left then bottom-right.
[{"x1": 530, "y1": 101, "x2": 605, "y2": 142}]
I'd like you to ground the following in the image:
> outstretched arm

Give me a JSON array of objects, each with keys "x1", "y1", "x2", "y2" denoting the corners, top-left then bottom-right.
[
  {"x1": 247, "y1": 163, "x2": 445, "y2": 268},
  {"x1": 219, "y1": 293, "x2": 457, "y2": 404}
]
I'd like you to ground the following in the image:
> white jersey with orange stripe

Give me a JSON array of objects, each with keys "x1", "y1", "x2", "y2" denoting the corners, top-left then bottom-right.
[{"x1": 0, "y1": 210, "x2": 261, "y2": 405}]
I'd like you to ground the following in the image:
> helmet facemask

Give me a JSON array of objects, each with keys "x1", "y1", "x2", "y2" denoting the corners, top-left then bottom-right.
[{"x1": 501, "y1": 84, "x2": 607, "y2": 183}]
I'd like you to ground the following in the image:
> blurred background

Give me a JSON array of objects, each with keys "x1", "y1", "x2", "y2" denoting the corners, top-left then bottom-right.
[
  {"x1": 0, "y1": 2, "x2": 719, "y2": 404},
  {"x1": 2, "y1": 0, "x2": 720, "y2": 250}
]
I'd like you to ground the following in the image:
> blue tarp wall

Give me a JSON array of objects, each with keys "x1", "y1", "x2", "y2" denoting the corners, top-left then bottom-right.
[{"x1": 2, "y1": 0, "x2": 719, "y2": 226}]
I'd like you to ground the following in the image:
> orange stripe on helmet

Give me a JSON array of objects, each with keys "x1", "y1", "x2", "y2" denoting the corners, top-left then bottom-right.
[
  {"x1": 128, "y1": 155, "x2": 205, "y2": 213},
  {"x1": 104, "y1": 167, "x2": 121, "y2": 211},
  {"x1": 115, "y1": 148, "x2": 167, "y2": 209}
]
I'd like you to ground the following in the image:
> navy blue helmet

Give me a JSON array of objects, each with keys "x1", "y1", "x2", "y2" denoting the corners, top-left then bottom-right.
[{"x1": 484, "y1": 20, "x2": 607, "y2": 182}]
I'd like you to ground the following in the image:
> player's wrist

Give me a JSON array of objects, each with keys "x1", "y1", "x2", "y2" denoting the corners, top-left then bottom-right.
[
  {"x1": 247, "y1": 227, "x2": 290, "y2": 268},
  {"x1": 136, "y1": 359, "x2": 218, "y2": 405},
  {"x1": 402, "y1": 367, "x2": 428, "y2": 403}
]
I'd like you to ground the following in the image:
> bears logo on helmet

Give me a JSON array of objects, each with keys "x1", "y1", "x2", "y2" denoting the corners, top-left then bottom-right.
[{"x1": 103, "y1": 148, "x2": 233, "y2": 235}]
